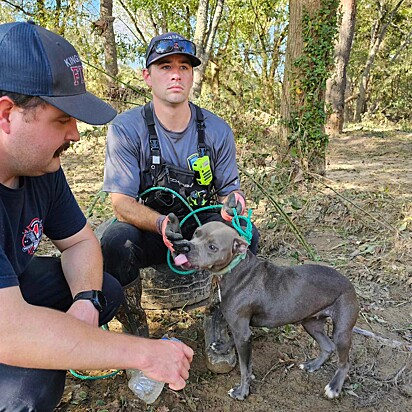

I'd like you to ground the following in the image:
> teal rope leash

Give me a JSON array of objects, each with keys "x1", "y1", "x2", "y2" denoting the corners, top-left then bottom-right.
[
  {"x1": 141, "y1": 187, "x2": 254, "y2": 275},
  {"x1": 230, "y1": 208, "x2": 253, "y2": 245},
  {"x1": 69, "y1": 368, "x2": 120, "y2": 381},
  {"x1": 139, "y1": 186, "x2": 201, "y2": 227},
  {"x1": 69, "y1": 325, "x2": 121, "y2": 380},
  {"x1": 168, "y1": 204, "x2": 254, "y2": 275}
]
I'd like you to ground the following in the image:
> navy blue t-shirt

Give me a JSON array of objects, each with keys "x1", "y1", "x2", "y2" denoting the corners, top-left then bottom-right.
[{"x1": 0, "y1": 167, "x2": 86, "y2": 289}]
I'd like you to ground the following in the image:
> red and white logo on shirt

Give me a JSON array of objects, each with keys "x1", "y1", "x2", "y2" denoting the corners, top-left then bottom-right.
[{"x1": 21, "y1": 218, "x2": 43, "y2": 255}]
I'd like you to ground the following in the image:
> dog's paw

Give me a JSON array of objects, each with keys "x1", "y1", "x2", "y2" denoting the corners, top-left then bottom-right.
[
  {"x1": 228, "y1": 385, "x2": 249, "y2": 401},
  {"x1": 210, "y1": 341, "x2": 231, "y2": 355},
  {"x1": 299, "y1": 359, "x2": 322, "y2": 373},
  {"x1": 324, "y1": 383, "x2": 340, "y2": 399}
]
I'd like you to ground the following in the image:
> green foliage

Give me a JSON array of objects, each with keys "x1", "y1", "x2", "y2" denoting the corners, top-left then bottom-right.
[
  {"x1": 288, "y1": 0, "x2": 339, "y2": 165},
  {"x1": 2, "y1": 0, "x2": 411, "y2": 129},
  {"x1": 211, "y1": 0, "x2": 288, "y2": 115},
  {"x1": 348, "y1": 0, "x2": 412, "y2": 122}
]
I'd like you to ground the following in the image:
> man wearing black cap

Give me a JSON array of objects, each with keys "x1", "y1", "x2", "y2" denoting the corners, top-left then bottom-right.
[
  {"x1": 0, "y1": 22, "x2": 193, "y2": 411},
  {"x1": 101, "y1": 32, "x2": 260, "y2": 374}
]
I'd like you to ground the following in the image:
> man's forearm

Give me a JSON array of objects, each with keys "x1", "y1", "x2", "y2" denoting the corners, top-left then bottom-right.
[
  {"x1": 0, "y1": 292, "x2": 181, "y2": 375},
  {"x1": 111, "y1": 193, "x2": 161, "y2": 233},
  {"x1": 55, "y1": 225, "x2": 104, "y2": 296},
  {"x1": 0, "y1": 285, "x2": 193, "y2": 391}
]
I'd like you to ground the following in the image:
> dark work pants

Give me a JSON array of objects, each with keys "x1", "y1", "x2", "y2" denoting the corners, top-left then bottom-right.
[
  {"x1": 101, "y1": 211, "x2": 260, "y2": 287},
  {"x1": 0, "y1": 256, "x2": 124, "y2": 412}
]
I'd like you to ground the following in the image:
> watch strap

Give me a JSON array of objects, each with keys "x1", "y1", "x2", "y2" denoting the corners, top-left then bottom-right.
[{"x1": 73, "y1": 290, "x2": 106, "y2": 312}]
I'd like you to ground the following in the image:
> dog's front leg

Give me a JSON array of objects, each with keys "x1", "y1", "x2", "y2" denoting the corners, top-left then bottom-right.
[{"x1": 227, "y1": 319, "x2": 253, "y2": 400}]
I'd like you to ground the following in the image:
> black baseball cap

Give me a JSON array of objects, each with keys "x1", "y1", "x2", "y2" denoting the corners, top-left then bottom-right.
[
  {"x1": 0, "y1": 21, "x2": 116, "y2": 125},
  {"x1": 145, "y1": 32, "x2": 202, "y2": 68}
]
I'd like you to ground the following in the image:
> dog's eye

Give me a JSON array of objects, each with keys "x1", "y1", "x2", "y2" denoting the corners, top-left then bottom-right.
[{"x1": 208, "y1": 244, "x2": 217, "y2": 252}]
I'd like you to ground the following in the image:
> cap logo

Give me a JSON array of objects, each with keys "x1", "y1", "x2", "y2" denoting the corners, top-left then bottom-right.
[
  {"x1": 64, "y1": 54, "x2": 81, "y2": 67},
  {"x1": 164, "y1": 34, "x2": 182, "y2": 40},
  {"x1": 70, "y1": 66, "x2": 85, "y2": 86}
]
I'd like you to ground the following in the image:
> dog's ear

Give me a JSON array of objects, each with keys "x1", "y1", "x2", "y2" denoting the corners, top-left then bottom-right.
[{"x1": 232, "y1": 237, "x2": 249, "y2": 255}]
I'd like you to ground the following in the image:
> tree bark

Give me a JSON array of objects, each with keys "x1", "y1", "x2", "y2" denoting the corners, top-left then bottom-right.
[
  {"x1": 279, "y1": 0, "x2": 304, "y2": 159},
  {"x1": 280, "y1": 0, "x2": 338, "y2": 176},
  {"x1": 192, "y1": 0, "x2": 225, "y2": 99},
  {"x1": 98, "y1": 0, "x2": 119, "y2": 92},
  {"x1": 325, "y1": 0, "x2": 356, "y2": 135}
]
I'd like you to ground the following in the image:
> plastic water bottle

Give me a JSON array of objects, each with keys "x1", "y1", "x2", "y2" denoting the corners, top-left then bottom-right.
[
  {"x1": 127, "y1": 336, "x2": 180, "y2": 404},
  {"x1": 127, "y1": 369, "x2": 165, "y2": 404}
]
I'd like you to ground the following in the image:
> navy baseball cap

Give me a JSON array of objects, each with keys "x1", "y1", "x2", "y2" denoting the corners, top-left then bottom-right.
[
  {"x1": 0, "y1": 21, "x2": 116, "y2": 125},
  {"x1": 145, "y1": 32, "x2": 201, "y2": 68}
]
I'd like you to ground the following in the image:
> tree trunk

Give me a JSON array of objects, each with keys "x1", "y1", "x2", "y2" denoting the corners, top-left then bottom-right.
[
  {"x1": 192, "y1": 0, "x2": 225, "y2": 99},
  {"x1": 280, "y1": 0, "x2": 338, "y2": 176},
  {"x1": 279, "y1": 0, "x2": 304, "y2": 159},
  {"x1": 354, "y1": 0, "x2": 405, "y2": 122},
  {"x1": 99, "y1": 0, "x2": 119, "y2": 92},
  {"x1": 325, "y1": 0, "x2": 356, "y2": 135}
]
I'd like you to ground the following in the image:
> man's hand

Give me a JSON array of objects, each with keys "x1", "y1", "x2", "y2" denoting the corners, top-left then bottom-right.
[
  {"x1": 221, "y1": 192, "x2": 246, "y2": 222},
  {"x1": 140, "y1": 338, "x2": 194, "y2": 391},
  {"x1": 158, "y1": 213, "x2": 191, "y2": 254}
]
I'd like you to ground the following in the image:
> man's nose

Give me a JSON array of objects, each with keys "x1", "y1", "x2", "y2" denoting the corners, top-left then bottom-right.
[
  {"x1": 170, "y1": 67, "x2": 182, "y2": 80},
  {"x1": 66, "y1": 118, "x2": 80, "y2": 142}
]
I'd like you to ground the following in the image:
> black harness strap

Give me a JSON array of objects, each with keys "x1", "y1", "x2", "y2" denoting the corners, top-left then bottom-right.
[
  {"x1": 194, "y1": 104, "x2": 207, "y2": 157},
  {"x1": 144, "y1": 102, "x2": 162, "y2": 179}
]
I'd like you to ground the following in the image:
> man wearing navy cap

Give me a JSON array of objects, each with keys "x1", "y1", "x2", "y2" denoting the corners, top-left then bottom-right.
[
  {"x1": 101, "y1": 32, "x2": 260, "y2": 374},
  {"x1": 0, "y1": 22, "x2": 193, "y2": 411}
]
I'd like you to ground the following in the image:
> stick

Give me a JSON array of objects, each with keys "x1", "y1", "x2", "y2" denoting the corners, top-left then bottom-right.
[{"x1": 353, "y1": 326, "x2": 412, "y2": 352}]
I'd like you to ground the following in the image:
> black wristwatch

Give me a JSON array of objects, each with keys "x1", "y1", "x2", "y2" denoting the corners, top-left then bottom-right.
[{"x1": 73, "y1": 290, "x2": 107, "y2": 313}]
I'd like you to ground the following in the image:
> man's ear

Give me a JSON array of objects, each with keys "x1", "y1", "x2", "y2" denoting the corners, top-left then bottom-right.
[
  {"x1": 142, "y1": 68, "x2": 152, "y2": 87},
  {"x1": 232, "y1": 237, "x2": 249, "y2": 255},
  {"x1": 0, "y1": 97, "x2": 14, "y2": 134}
]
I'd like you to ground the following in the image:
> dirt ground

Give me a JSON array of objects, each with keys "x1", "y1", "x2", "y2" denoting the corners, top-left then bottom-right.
[{"x1": 55, "y1": 126, "x2": 411, "y2": 412}]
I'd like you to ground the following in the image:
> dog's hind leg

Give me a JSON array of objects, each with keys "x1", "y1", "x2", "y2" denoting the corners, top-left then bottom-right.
[
  {"x1": 324, "y1": 295, "x2": 359, "y2": 398},
  {"x1": 299, "y1": 317, "x2": 335, "y2": 372}
]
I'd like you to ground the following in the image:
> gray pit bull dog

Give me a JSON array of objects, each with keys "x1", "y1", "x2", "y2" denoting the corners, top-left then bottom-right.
[{"x1": 175, "y1": 221, "x2": 359, "y2": 401}]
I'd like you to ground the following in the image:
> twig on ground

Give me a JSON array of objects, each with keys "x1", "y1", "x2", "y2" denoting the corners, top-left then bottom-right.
[
  {"x1": 353, "y1": 326, "x2": 412, "y2": 352},
  {"x1": 261, "y1": 362, "x2": 282, "y2": 383}
]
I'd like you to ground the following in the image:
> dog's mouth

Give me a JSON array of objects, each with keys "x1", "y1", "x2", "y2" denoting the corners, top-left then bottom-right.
[
  {"x1": 173, "y1": 254, "x2": 230, "y2": 272},
  {"x1": 174, "y1": 254, "x2": 193, "y2": 269}
]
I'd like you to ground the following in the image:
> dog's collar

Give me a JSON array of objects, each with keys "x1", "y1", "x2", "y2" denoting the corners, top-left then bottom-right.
[{"x1": 213, "y1": 253, "x2": 247, "y2": 276}]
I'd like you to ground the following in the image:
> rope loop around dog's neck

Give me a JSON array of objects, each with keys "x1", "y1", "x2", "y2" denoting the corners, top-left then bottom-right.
[
  {"x1": 213, "y1": 252, "x2": 247, "y2": 277},
  {"x1": 168, "y1": 205, "x2": 253, "y2": 275}
]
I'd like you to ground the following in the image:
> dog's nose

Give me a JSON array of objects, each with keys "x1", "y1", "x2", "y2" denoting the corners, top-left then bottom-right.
[{"x1": 173, "y1": 240, "x2": 191, "y2": 254}]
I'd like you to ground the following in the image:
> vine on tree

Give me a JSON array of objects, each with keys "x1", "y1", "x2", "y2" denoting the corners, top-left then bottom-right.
[{"x1": 288, "y1": 0, "x2": 339, "y2": 168}]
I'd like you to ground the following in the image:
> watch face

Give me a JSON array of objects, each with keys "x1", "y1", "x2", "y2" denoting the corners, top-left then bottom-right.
[
  {"x1": 96, "y1": 291, "x2": 107, "y2": 310},
  {"x1": 74, "y1": 290, "x2": 107, "y2": 312}
]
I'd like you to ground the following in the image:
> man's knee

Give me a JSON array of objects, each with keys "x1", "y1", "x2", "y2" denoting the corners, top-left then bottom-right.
[
  {"x1": 0, "y1": 364, "x2": 66, "y2": 412},
  {"x1": 100, "y1": 272, "x2": 125, "y2": 325},
  {"x1": 100, "y1": 221, "x2": 143, "y2": 286},
  {"x1": 101, "y1": 221, "x2": 141, "y2": 256}
]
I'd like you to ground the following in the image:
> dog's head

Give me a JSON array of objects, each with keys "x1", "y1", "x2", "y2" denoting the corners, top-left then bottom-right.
[{"x1": 174, "y1": 221, "x2": 249, "y2": 272}]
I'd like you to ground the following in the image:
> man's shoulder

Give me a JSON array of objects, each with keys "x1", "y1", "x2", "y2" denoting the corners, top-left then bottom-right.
[
  {"x1": 192, "y1": 103, "x2": 231, "y2": 131},
  {"x1": 111, "y1": 105, "x2": 145, "y2": 127}
]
